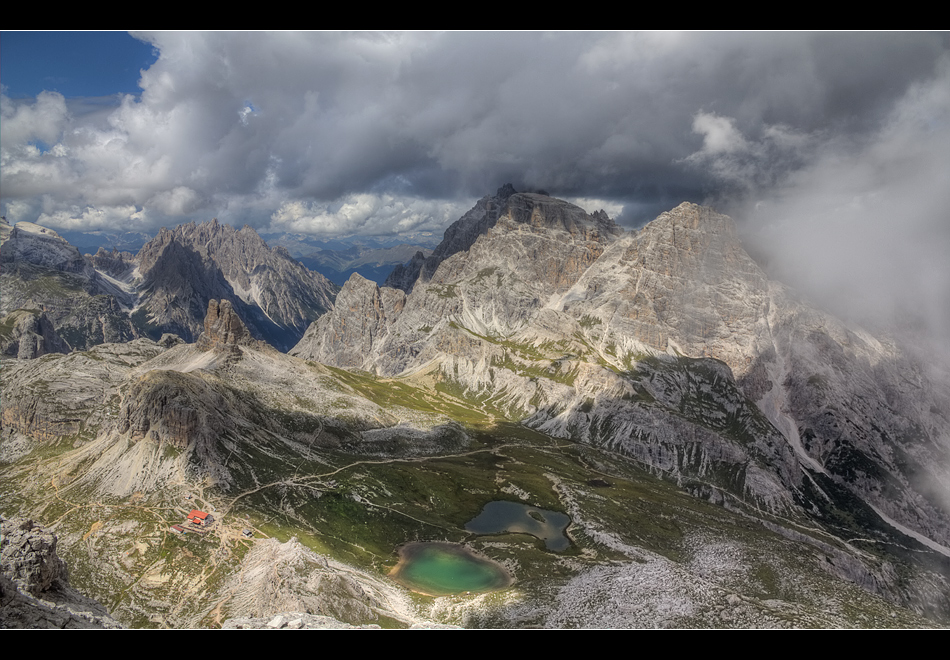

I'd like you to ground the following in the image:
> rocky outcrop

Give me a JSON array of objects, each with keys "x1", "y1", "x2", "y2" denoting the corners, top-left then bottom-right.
[
  {"x1": 1, "y1": 517, "x2": 68, "y2": 595},
  {"x1": 0, "y1": 309, "x2": 69, "y2": 359},
  {"x1": 196, "y1": 299, "x2": 264, "y2": 352},
  {"x1": 0, "y1": 516, "x2": 120, "y2": 629},
  {"x1": 291, "y1": 275, "x2": 405, "y2": 370}
]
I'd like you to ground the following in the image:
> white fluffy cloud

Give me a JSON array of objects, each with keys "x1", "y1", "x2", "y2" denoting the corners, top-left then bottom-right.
[
  {"x1": 0, "y1": 90, "x2": 68, "y2": 150},
  {"x1": 36, "y1": 204, "x2": 150, "y2": 232},
  {"x1": 269, "y1": 194, "x2": 470, "y2": 237}
]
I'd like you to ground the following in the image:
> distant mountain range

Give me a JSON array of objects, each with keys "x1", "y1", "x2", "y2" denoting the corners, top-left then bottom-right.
[
  {"x1": 56, "y1": 225, "x2": 438, "y2": 287},
  {"x1": 295, "y1": 244, "x2": 433, "y2": 287},
  {"x1": 1, "y1": 217, "x2": 337, "y2": 354}
]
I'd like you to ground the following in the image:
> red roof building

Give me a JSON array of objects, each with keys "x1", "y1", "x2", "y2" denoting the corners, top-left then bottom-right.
[{"x1": 187, "y1": 510, "x2": 211, "y2": 525}]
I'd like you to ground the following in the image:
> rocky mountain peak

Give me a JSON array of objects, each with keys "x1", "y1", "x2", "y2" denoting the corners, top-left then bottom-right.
[
  {"x1": 196, "y1": 299, "x2": 256, "y2": 351},
  {"x1": 0, "y1": 221, "x2": 93, "y2": 275},
  {"x1": 291, "y1": 274, "x2": 405, "y2": 369},
  {"x1": 134, "y1": 219, "x2": 336, "y2": 351},
  {"x1": 496, "y1": 192, "x2": 623, "y2": 243},
  {"x1": 496, "y1": 182, "x2": 518, "y2": 200},
  {"x1": 639, "y1": 202, "x2": 740, "y2": 250},
  {"x1": 385, "y1": 186, "x2": 622, "y2": 294}
]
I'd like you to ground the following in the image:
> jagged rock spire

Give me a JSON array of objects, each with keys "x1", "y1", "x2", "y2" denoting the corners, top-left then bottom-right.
[{"x1": 196, "y1": 299, "x2": 254, "y2": 351}]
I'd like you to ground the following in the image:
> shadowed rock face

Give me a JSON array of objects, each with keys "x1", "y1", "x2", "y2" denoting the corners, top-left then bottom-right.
[
  {"x1": 135, "y1": 219, "x2": 336, "y2": 351},
  {"x1": 88, "y1": 248, "x2": 135, "y2": 279},
  {"x1": 118, "y1": 369, "x2": 229, "y2": 450}
]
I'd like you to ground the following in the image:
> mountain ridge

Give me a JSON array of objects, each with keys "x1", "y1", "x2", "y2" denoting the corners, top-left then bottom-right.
[
  {"x1": 1, "y1": 216, "x2": 338, "y2": 354},
  {"x1": 133, "y1": 218, "x2": 337, "y2": 351},
  {"x1": 292, "y1": 190, "x2": 950, "y2": 570},
  {"x1": 3, "y1": 189, "x2": 950, "y2": 627}
]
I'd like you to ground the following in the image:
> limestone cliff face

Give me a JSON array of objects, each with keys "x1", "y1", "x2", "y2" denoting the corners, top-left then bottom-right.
[
  {"x1": 560, "y1": 202, "x2": 773, "y2": 377},
  {"x1": 291, "y1": 195, "x2": 802, "y2": 512},
  {"x1": 293, "y1": 191, "x2": 950, "y2": 552},
  {"x1": 135, "y1": 219, "x2": 336, "y2": 351}
]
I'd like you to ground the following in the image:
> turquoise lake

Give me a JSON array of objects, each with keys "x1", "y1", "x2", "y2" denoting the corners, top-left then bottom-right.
[{"x1": 389, "y1": 542, "x2": 511, "y2": 596}]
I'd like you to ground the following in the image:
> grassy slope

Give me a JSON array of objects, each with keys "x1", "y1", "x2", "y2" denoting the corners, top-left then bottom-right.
[{"x1": 2, "y1": 359, "x2": 941, "y2": 628}]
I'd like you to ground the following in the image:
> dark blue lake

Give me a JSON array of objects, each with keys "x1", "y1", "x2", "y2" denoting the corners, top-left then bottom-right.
[{"x1": 465, "y1": 501, "x2": 571, "y2": 551}]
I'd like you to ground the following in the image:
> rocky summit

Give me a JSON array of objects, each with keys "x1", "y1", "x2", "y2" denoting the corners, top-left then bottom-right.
[
  {"x1": 134, "y1": 219, "x2": 337, "y2": 351},
  {"x1": 2, "y1": 188, "x2": 950, "y2": 629}
]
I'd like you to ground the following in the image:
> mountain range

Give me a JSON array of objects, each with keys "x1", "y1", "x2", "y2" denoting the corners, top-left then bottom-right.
[
  {"x1": 2, "y1": 187, "x2": 949, "y2": 628},
  {"x1": 1, "y1": 216, "x2": 336, "y2": 355}
]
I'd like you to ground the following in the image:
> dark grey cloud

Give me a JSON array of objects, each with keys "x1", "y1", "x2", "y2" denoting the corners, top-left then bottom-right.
[{"x1": 1, "y1": 32, "x2": 947, "y2": 245}]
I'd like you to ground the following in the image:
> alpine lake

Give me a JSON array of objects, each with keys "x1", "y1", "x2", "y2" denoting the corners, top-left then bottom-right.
[{"x1": 389, "y1": 501, "x2": 571, "y2": 595}]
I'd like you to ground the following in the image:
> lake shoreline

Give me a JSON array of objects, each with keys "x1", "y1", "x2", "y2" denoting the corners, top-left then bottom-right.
[{"x1": 388, "y1": 541, "x2": 513, "y2": 596}]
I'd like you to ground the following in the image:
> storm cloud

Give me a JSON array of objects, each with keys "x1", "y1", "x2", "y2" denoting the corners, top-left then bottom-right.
[{"x1": 2, "y1": 31, "x2": 949, "y2": 335}]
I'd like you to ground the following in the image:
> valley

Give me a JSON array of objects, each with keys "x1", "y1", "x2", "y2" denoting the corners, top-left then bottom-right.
[
  {"x1": 5, "y1": 379, "x2": 938, "y2": 628},
  {"x1": 3, "y1": 188, "x2": 950, "y2": 628}
]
